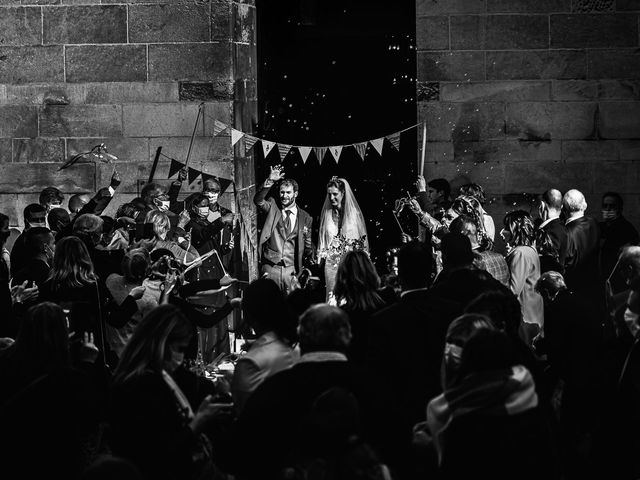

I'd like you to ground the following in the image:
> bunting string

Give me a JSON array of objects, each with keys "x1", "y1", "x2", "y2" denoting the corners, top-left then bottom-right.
[{"x1": 205, "y1": 116, "x2": 421, "y2": 164}]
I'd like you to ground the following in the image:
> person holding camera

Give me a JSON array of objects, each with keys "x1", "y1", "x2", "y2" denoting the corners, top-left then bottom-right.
[{"x1": 253, "y1": 165, "x2": 314, "y2": 294}]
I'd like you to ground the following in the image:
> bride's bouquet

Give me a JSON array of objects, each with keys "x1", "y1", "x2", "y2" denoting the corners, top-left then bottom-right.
[{"x1": 319, "y1": 234, "x2": 368, "y2": 268}]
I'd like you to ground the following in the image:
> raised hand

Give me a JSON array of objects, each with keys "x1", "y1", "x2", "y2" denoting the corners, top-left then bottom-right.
[
  {"x1": 178, "y1": 209, "x2": 191, "y2": 228},
  {"x1": 111, "y1": 169, "x2": 122, "y2": 189},
  {"x1": 129, "y1": 285, "x2": 146, "y2": 300},
  {"x1": 79, "y1": 332, "x2": 99, "y2": 364},
  {"x1": 177, "y1": 167, "x2": 188, "y2": 183},
  {"x1": 268, "y1": 165, "x2": 285, "y2": 183},
  {"x1": 415, "y1": 175, "x2": 426, "y2": 192},
  {"x1": 221, "y1": 212, "x2": 234, "y2": 225},
  {"x1": 11, "y1": 280, "x2": 38, "y2": 304}
]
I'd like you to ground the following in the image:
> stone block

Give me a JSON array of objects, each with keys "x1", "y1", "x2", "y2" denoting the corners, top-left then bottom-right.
[
  {"x1": 561, "y1": 140, "x2": 618, "y2": 162},
  {"x1": 66, "y1": 45, "x2": 147, "y2": 83},
  {"x1": 419, "y1": 102, "x2": 505, "y2": 142},
  {"x1": 487, "y1": 0, "x2": 570, "y2": 12},
  {"x1": 0, "y1": 106, "x2": 37, "y2": 137},
  {"x1": 597, "y1": 80, "x2": 640, "y2": 100},
  {"x1": 593, "y1": 161, "x2": 639, "y2": 193},
  {"x1": 39, "y1": 105, "x2": 122, "y2": 137},
  {"x1": 0, "y1": 194, "x2": 20, "y2": 227},
  {"x1": 128, "y1": 3, "x2": 210, "y2": 43},
  {"x1": 588, "y1": 49, "x2": 640, "y2": 79},
  {"x1": 179, "y1": 82, "x2": 233, "y2": 102},
  {"x1": 423, "y1": 142, "x2": 454, "y2": 164},
  {"x1": 454, "y1": 140, "x2": 562, "y2": 163},
  {"x1": 440, "y1": 81, "x2": 551, "y2": 102},
  {"x1": 43, "y1": 5, "x2": 127, "y2": 44},
  {"x1": 66, "y1": 137, "x2": 149, "y2": 164},
  {"x1": 96, "y1": 160, "x2": 170, "y2": 195},
  {"x1": 417, "y1": 82, "x2": 440, "y2": 101},
  {"x1": 233, "y1": 43, "x2": 256, "y2": 80},
  {"x1": 4, "y1": 84, "x2": 87, "y2": 105},
  {"x1": 0, "y1": 139, "x2": 11, "y2": 164},
  {"x1": 123, "y1": 103, "x2": 205, "y2": 137},
  {"x1": 616, "y1": 0, "x2": 640, "y2": 10},
  {"x1": 504, "y1": 161, "x2": 593, "y2": 193},
  {"x1": 233, "y1": 2, "x2": 255, "y2": 44},
  {"x1": 599, "y1": 102, "x2": 640, "y2": 139},
  {"x1": 0, "y1": 163, "x2": 95, "y2": 194},
  {"x1": 0, "y1": 7, "x2": 42, "y2": 45},
  {"x1": 211, "y1": 0, "x2": 233, "y2": 41},
  {"x1": 449, "y1": 15, "x2": 484, "y2": 50},
  {"x1": 148, "y1": 137, "x2": 233, "y2": 169},
  {"x1": 552, "y1": 80, "x2": 598, "y2": 100},
  {"x1": 149, "y1": 43, "x2": 232, "y2": 82},
  {"x1": 84, "y1": 82, "x2": 178, "y2": 104},
  {"x1": 616, "y1": 140, "x2": 640, "y2": 160},
  {"x1": 486, "y1": 15, "x2": 549, "y2": 49},
  {"x1": 203, "y1": 102, "x2": 233, "y2": 135},
  {"x1": 417, "y1": 0, "x2": 485, "y2": 14},
  {"x1": 487, "y1": 50, "x2": 587, "y2": 80},
  {"x1": 416, "y1": 16, "x2": 449, "y2": 50},
  {"x1": 505, "y1": 102, "x2": 597, "y2": 140},
  {"x1": 12, "y1": 138, "x2": 65, "y2": 163},
  {"x1": 0, "y1": 46, "x2": 64, "y2": 84},
  {"x1": 550, "y1": 14, "x2": 637, "y2": 48},
  {"x1": 417, "y1": 51, "x2": 485, "y2": 81}
]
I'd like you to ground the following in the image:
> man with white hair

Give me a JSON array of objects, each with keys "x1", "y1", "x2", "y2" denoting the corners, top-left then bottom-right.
[{"x1": 562, "y1": 189, "x2": 601, "y2": 301}]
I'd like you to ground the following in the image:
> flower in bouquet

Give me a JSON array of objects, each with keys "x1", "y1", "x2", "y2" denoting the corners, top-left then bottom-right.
[{"x1": 319, "y1": 234, "x2": 368, "y2": 267}]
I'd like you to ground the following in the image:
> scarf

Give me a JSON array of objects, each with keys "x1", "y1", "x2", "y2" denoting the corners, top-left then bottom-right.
[{"x1": 427, "y1": 365, "x2": 538, "y2": 462}]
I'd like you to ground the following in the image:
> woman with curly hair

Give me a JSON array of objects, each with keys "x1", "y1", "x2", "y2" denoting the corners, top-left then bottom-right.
[
  {"x1": 458, "y1": 183, "x2": 495, "y2": 242},
  {"x1": 501, "y1": 210, "x2": 544, "y2": 336}
]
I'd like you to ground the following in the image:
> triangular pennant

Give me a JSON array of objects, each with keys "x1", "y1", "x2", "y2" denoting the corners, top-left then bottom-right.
[
  {"x1": 168, "y1": 159, "x2": 185, "y2": 178},
  {"x1": 329, "y1": 146, "x2": 343, "y2": 163},
  {"x1": 244, "y1": 136, "x2": 258, "y2": 155},
  {"x1": 370, "y1": 138, "x2": 385, "y2": 156},
  {"x1": 353, "y1": 143, "x2": 367, "y2": 161},
  {"x1": 231, "y1": 129, "x2": 244, "y2": 146},
  {"x1": 298, "y1": 146, "x2": 312, "y2": 164},
  {"x1": 262, "y1": 140, "x2": 276, "y2": 158},
  {"x1": 202, "y1": 173, "x2": 233, "y2": 195},
  {"x1": 213, "y1": 120, "x2": 228, "y2": 136},
  {"x1": 313, "y1": 147, "x2": 327, "y2": 165},
  {"x1": 387, "y1": 132, "x2": 401, "y2": 151},
  {"x1": 187, "y1": 167, "x2": 200, "y2": 185},
  {"x1": 278, "y1": 143, "x2": 292, "y2": 162}
]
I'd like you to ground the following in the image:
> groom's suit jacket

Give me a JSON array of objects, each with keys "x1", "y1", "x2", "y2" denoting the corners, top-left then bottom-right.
[{"x1": 253, "y1": 183, "x2": 313, "y2": 272}]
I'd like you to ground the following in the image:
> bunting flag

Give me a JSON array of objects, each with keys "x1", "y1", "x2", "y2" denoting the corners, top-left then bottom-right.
[
  {"x1": 208, "y1": 120, "x2": 421, "y2": 163},
  {"x1": 329, "y1": 145, "x2": 343, "y2": 163},
  {"x1": 298, "y1": 146, "x2": 312, "y2": 164},
  {"x1": 244, "y1": 135, "x2": 258, "y2": 155},
  {"x1": 262, "y1": 140, "x2": 276, "y2": 158},
  {"x1": 213, "y1": 120, "x2": 228, "y2": 136},
  {"x1": 387, "y1": 132, "x2": 401, "y2": 151},
  {"x1": 353, "y1": 143, "x2": 367, "y2": 161},
  {"x1": 201, "y1": 173, "x2": 233, "y2": 194},
  {"x1": 169, "y1": 158, "x2": 185, "y2": 178},
  {"x1": 278, "y1": 143, "x2": 292, "y2": 162},
  {"x1": 313, "y1": 147, "x2": 327, "y2": 165},
  {"x1": 370, "y1": 138, "x2": 385, "y2": 156},
  {"x1": 187, "y1": 167, "x2": 201, "y2": 185},
  {"x1": 231, "y1": 129, "x2": 244, "y2": 146}
]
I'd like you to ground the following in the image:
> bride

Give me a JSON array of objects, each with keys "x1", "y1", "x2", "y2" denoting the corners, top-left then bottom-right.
[{"x1": 318, "y1": 177, "x2": 369, "y2": 299}]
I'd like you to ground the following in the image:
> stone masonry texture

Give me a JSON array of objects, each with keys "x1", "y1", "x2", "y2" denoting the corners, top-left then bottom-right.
[
  {"x1": 0, "y1": 0, "x2": 257, "y2": 242},
  {"x1": 416, "y1": 0, "x2": 640, "y2": 227}
]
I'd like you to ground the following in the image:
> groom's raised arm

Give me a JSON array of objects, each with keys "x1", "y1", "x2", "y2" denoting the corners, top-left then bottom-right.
[{"x1": 253, "y1": 166, "x2": 284, "y2": 213}]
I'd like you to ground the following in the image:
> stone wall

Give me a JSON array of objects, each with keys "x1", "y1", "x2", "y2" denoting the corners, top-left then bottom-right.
[
  {"x1": 0, "y1": 0, "x2": 257, "y2": 236},
  {"x1": 416, "y1": 0, "x2": 640, "y2": 227}
]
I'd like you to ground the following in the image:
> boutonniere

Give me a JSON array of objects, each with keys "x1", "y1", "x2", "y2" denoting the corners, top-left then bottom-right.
[{"x1": 302, "y1": 226, "x2": 310, "y2": 236}]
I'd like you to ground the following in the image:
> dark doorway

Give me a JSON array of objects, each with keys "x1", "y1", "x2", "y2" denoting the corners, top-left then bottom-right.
[{"x1": 256, "y1": 0, "x2": 417, "y2": 270}]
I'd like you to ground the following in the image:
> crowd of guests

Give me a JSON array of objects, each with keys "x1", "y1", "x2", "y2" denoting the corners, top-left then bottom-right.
[{"x1": 0, "y1": 170, "x2": 639, "y2": 480}]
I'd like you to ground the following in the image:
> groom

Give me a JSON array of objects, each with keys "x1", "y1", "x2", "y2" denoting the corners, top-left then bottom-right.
[{"x1": 253, "y1": 166, "x2": 314, "y2": 293}]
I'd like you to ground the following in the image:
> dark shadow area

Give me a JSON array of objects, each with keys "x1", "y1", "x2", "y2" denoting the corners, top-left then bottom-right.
[{"x1": 256, "y1": 0, "x2": 417, "y2": 269}]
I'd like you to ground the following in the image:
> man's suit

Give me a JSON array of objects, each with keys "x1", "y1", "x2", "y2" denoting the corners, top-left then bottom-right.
[
  {"x1": 254, "y1": 183, "x2": 313, "y2": 293},
  {"x1": 540, "y1": 217, "x2": 568, "y2": 268}
]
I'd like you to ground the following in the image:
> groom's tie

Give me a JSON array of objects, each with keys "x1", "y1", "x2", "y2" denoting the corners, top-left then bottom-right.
[{"x1": 283, "y1": 210, "x2": 292, "y2": 234}]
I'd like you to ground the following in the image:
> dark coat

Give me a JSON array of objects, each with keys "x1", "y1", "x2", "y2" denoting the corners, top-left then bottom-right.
[
  {"x1": 564, "y1": 216, "x2": 601, "y2": 298},
  {"x1": 540, "y1": 217, "x2": 568, "y2": 268}
]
